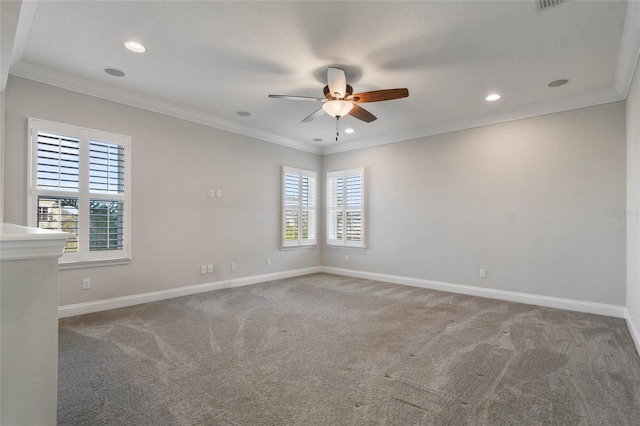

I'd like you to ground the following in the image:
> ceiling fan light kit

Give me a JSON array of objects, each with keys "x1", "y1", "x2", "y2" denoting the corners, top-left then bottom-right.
[{"x1": 322, "y1": 100, "x2": 354, "y2": 117}]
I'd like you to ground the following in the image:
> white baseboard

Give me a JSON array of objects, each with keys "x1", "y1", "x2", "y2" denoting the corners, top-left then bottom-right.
[
  {"x1": 625, "y1": 312, "x2": 640, "y2": 357},
  {"x1": 321, "y1": 267, "x2": 626, "y2": 318},
  {"x1": 58, "y1": 267, "x2": 322, "y2": 318},
  {"x1": 59, "y1": 265, "x2": 627, "y2": 320}
]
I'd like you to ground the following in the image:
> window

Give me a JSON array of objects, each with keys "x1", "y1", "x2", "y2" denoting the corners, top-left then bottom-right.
[
  {"x1": 327, "y1": 168, "x2": 365, "y2": 248},
  {"x1": 282, "y1": 166, "x2": 316, "y2": 247},
  {"x1": 28, "y1": 118, "x2": 131, "y2": 264}
]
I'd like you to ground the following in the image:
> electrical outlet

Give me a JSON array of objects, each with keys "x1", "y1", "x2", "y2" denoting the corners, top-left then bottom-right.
[
  {"x1": 480, "y1": 269, "x2": 487, "y2": 278},
  {"x1": 266, "y1": 258, "x2": 271, "y2": 266},
  {"x1": 231, "y1": 262, "x2": 237, "y2": 271},
  {"x1": 207, "y1": 264, "x2": 213, "y2": 274},
  {"x1": 82, "y1": 278, "x2": 91, "y2": 290},
  {"x1": 201, "y1": 265, "x2": 207, "y2": 275},
  {"x1": 208, "y1": 189, "x2": 215, "y2": 198},
  {"x1": 345, "y1": 255, "x2": 349, "y2": 263},
  {"x1": 216, "y1": 189, "x2": 222, "y2": 198}
]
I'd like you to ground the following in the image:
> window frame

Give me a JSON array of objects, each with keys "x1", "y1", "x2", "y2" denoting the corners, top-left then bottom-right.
[
  {"x1": 281, "y1": 166, "x2": 317, "y2": 248},
  {"x1": 27, "y1": 118, "x2": 132, "y2": 266},
  {"x1": 326, "y1": 167, "x2": 366, "y2": 248}
]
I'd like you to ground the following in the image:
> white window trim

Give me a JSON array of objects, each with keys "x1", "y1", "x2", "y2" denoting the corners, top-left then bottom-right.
[
  {"x1": 281, "y1": 166, "x2": 317, "y2": 248},
  {"x1": 27, "y1": 118, "x2": 132, "y2": 267},
  {"x1": 326, "y1": 167, "x2": 366, "y2": 249}
]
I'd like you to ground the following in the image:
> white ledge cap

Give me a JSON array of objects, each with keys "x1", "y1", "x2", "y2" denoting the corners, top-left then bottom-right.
[{"x1": 1, "y1": 223, "x2": 69, "y2": 261}]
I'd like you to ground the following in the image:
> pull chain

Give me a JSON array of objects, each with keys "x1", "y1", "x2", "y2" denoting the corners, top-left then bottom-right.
[{"x1": 335, "y1": 116, "x2": 340, "y2": 142}]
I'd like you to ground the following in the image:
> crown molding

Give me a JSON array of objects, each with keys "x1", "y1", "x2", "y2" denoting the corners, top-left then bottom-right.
[
  {"x1": 10, "y1": 1, "x2": 640, "y2": 160},
  {"x1": 322, "y1": 88, "x2": 626, "y2": 155},
  {"x1": 9, "y1": 62, "x2": 322, "y2": 155},
  {"x1": 14, "y1": 61, "x2": 626, "y2": 158}
]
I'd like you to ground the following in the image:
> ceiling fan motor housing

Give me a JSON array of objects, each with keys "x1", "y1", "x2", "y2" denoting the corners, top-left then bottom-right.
[{"x1": 324, "y1": 84, "x2": 354, "y2": 100}]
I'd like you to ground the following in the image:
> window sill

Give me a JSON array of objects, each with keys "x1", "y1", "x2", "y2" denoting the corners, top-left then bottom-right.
[
  {"x1": 59, "y1": 258, "x2": 132, "y2": 270},
  {"x1": 325, "y1": 245, "x2": 368, "y2": 250},
  {"x1": 280, "y1": 245, "x2": 317, "y2": 251}
]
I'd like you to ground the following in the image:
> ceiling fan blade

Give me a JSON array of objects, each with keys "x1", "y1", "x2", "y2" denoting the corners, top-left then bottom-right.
[
  {"x1": 268, "y1": 95, "x2": 326, "y2": 102},
  {"x1": 302, "y1": 108, "x2": 326, "y2": 122},
  {"x1": 327, "y1": 67, "x2": 347, "y2": 98},
  {"x1": 352, "y1": 88, "x2": 409, "y2": 103},
  {"x1": 349, "y1": 104, "x2": 377, "y2": 123}
]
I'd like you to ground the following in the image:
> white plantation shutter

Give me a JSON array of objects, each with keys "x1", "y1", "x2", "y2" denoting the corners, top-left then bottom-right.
[
  {"x1": 28, "y1": 118, "x2": 131, "y2": 264},
  {"x1": 327, "y1": 168, "x2": 365, "y2": 248},
  {"x1": 282, "y1": 166, "x2": 317, "y2": 247},
  {"x1": 301, "y1": 174, "x2": 316, "y2": 242},
  {"x1": 34, "y1": 130, "x2": 82, "y2": 257},
  {"x1": 89, "y1": 141, "x2": 125, "y2": 193},
  {"x1": 36, "y1": 132, "x2": 80, "y2": 190},
  {"x1": 89, "y1": 140, "x2": 126, "y2": 253},
  {"x1": 345, "y1": 173, "x2": 363, "y2": 243},
  {"x1": 327, "y1": 174, "x2": 344, "y2": 244}
]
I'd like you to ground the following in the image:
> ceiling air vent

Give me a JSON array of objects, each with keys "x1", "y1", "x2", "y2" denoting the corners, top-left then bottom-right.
[{"x1": 538, "y1": 0, "x2": 564, "y2": 10}]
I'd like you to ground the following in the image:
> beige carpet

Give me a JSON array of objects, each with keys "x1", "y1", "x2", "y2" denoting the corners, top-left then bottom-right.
[{"x1": 58, "y1": 273, "x2": 640, "y2": 425}]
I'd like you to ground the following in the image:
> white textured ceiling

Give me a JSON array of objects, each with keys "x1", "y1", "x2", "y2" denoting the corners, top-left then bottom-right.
[{"x1": 5, "y1": 1, "x2": 639, "y2": 154}]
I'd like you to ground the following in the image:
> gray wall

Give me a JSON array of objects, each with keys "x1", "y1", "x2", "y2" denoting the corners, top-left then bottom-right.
[
  {"x1": 323, "y1": 102, "x2": 626, "y2": 306},
  {"x1": 627, "y1": 61, "x2": 640, "y2": 330},
  {"x1": 4, "y1": 76, "x2": 322, "y2": 306},
  {"x1": 3, "y1": 76, "x2": 628, "y2": 308}
]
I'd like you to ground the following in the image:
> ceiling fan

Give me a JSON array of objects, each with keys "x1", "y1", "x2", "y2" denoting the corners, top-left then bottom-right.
[{"x1": 268, "y1": 67, "x2": 409, "y2": 125}]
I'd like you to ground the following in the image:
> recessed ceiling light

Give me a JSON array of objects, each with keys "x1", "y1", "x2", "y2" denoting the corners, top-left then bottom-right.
[
  {"x1": 548, "y1": 79, "x2": 569, "y2": 87},
  {"x1": 237, "y1": 111, "x2": 251, "y2": 117},
  {"x1": 124, "y1": 41, "x2": 146, "y2": 53},
  {"x1": 104, "y1": 68, "x2": 125, "y2": 77},
  {"x1": 344, "y1": 128, "x2": 354, "y2": 134},
  {"x1": 485, "y1": 93, "x2": 501, "y2": 101},
  {"x1": 313, "y1": 138, "x2": 323, "y2": 142}
]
